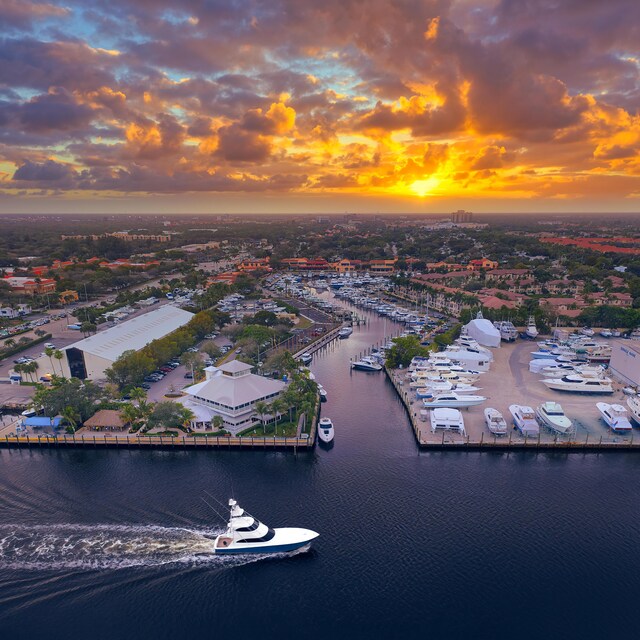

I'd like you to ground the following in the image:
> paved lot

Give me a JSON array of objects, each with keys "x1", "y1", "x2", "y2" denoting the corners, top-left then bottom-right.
[{"x1": 405, "y1": 338, "x2": 635, "y2": 444}]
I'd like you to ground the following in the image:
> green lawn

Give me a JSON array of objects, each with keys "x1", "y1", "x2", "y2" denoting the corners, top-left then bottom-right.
[{"x1": 238, "y1": 419, "x2": 299, "y2": 437}]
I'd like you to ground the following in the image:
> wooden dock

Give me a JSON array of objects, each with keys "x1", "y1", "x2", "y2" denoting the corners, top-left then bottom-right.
[
  {"x1": 385, "y1": 366, "x2": 640, "y2": 453},
  {"x1": 0, "y1": 432, "x2": 315, "y2": 451}
]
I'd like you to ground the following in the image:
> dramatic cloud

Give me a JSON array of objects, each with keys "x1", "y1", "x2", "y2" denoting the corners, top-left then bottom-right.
[{"x1": 0, "y1": 0, "x2": 638, "y2": 211}]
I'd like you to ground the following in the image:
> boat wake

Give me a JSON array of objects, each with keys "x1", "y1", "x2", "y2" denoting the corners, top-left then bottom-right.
[{"x1": 0, "y1": 524, "x2": 278, "y2": 571}]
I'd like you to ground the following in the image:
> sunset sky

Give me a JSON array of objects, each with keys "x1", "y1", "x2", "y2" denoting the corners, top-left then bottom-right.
[{"x1": 0, "y1": 0, "x2": 639, "y2": 214}]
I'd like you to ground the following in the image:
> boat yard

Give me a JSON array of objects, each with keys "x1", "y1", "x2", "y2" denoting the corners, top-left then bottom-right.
[{"x1": 390, "y1": 338, "x2": 640, "y2": 450}]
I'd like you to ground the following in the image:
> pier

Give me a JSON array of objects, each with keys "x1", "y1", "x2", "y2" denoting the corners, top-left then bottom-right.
[{"x1": 0, "y1": 432, "x2": 315, "y2": 451}]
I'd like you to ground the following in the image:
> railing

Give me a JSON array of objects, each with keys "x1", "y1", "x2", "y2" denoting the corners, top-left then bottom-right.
[{"x1": 0, "y1": 433, "x2": 314, "y2": 450}]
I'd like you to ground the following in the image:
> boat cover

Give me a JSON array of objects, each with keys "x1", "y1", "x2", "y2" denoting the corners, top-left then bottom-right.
[{"x1": 464, "y1": 318, "x2": 501, "y2": 348}]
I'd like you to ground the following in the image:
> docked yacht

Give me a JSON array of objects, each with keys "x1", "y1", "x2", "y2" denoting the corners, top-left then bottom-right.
[
  {"x1": 415, "y1": 382, "x2": 481, "y2": 398},
  {"x1": 350, "y1": 356, "x2": 382, "y2": 372},
  {"x1": 542, "y1": 374, "x2": 613, "y2": 394},
  {"x1": 429, "y1": 407, "x2": 466, "y2": 435},
  {"x1": 318, "y1": 417, "x2": 335, "y2": 443},
  {"x1": 298, "y1": 352, "x2": 312, "y2": 365},
  {"x1": 317, "y1": 384, "x2": 328, "y2": 402},
  {"x1": 484, "y1": 408, "x2": 507, "y2": 436},
  {"x1": 509, "y1": 404, "x2": 540, "y2": 437},
  {"x1": 494, "y1": 320, "x2": 518, "y2": 342},
  {"x1": 597, "y1": 402, "x2": 633, "y2": 432},
  {"x1": 626, "y1": 395, "x2": 640, "y2": 425},
  {"x1": 535, "y1": 401, "x2": 573, "y2": 435},
  {"x1": 337, "y1": 326, "x2": 353, "y2": 339},
  {"x1": 525, "y1": 316, "x2": 539, "y2": 339},
  {"x1": 213, "y1": 499, "x2": 319, "y2": 555},
  {"x1": 422, "y1": 392, "x2": 486, "y2": 409}
]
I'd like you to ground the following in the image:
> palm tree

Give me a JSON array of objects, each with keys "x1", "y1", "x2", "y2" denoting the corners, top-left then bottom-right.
[
  {"x1": 178, "y1": 406, "x2": 195, "y2": 429},
  {"x1": 254, "y1": 401, "x2": 269, "y2": 433},
  {"x1": 4, "y1": 338, "x2": 16, "y2": 349},
  {"x1": 212, "y1": 415, "x2": 224, "y2": 432},
  {"x1": 61, "y1": 405, "x2": 80, "y2": 433},
  {"x1": 299, "y1": 400, "x2": 315, "y2": 434},
  {"x1": 270, "y1": 398, "x2": 286, "y2": 435},
  {"x1": 119, "y1": 403, "x2": 140, "y2": 430},
  {"x1": 44, "y1": 346, "x2": 55, "y2": 374},
  {"x1": 13, "y1": 363, "x2": 23, "y2": 379},
  {"x1": 53, "y1": 350, "x2": 64, "y2": 376},
  {"x1": 130, "y1": 387, "x2": 147, "y2": 405}
]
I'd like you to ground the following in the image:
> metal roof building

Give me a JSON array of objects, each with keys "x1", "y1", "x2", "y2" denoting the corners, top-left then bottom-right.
[
  {"x1": 38, "y1": 305, "x2": 194, "y2": 381},
  {"x1": 180, "y1": 361, "x2": 286, "y2": 433}
]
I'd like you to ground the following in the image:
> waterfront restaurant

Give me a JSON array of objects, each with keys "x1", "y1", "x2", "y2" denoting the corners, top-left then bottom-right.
[{"x1": 180, "y1": 361, "x2": 286, "y2": 433}]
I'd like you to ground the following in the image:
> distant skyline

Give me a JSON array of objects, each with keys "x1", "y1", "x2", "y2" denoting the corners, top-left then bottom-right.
[{"x1": 0, "y1": 0, "x2": 639, "y2": 214}]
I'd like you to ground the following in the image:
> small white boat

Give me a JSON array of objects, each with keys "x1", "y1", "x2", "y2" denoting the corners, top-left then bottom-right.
[
  {"x1": 626, "y1": 395, "x2": 640, "y2": 425},
  {"x1": 422, "y1": 392, "x2": 486, "y2": 409},
  {"x1": 599, "y1": 329, "x2": 613, "y2": 338},
  {"x1": 429, "y1": 407, "x2": 465, "y2": 435},
  {"x1": 317, "y1": 417, "x2": 334, "y2": 443},
  {"x1": 337, "y1": 326, "x2": 353, "y2": 339},
  {"x1": 581, "y1": 327, "x2": 595, "y2": 337},
  {"x1": 350, "y1": 356, "x2": 382, "y2": 372},
  {"x1": 542, "y1": 374, "x2": 613, "y2": 394},
  {"x1": 299, "y1": 352, "x2": 312, "y2": 365},
  {"x1": 484, "y1": 408, "x2": 507, "y2": 436},
  {"x1": 535, "y1": 401, "x2": 573, "y2": 435},
  {"x1": 317, "y1": 384, "x2": 328, "y2": 402},
  {"x1": 597, "y1": 402, "x2": 633, "y2": 432},
  {"x1": 213, "y1": 499, "x2": 319, "y2": 555},
  {"x1": 509, "y1": 404, "x2": 540, "y2": 437}
]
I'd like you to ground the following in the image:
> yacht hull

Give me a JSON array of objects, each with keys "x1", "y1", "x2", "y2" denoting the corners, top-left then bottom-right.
[{"x1": 214, "y1": 527, "x2": 319, "y2": 555}]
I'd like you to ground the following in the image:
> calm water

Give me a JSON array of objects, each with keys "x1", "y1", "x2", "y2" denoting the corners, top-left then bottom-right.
[{"x1": 2, "y1": 300, "x2": 640, "y2": 640}]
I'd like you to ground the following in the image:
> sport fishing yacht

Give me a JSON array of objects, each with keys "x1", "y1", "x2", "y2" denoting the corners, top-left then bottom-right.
[
  {"x1": 494, "y1": 320, "x2": 518, "y2": 342},
  {"x1": 597, "y1": 402, "x2": 633, "y2": 432},
  {"x1": 535, "y1": 401, "x2": 573, "y2": 435},
  {"x1": 626, "y1": 395, "x2": 640, "y2": 425},
  {"x1": 525, "y1": 316, "x2": 539, "y2": 339},
  {"x1": 213, "y1": 499, "x2": 319, "y2": 555}
]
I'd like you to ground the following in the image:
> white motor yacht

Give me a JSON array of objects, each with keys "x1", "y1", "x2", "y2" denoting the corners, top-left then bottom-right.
[
  {"x1": 525, "y1": 316, "x2": 539, "y2": 339},
  {"x1": 298, "y1": 352, "x2": 312, "y2": 365},
  {"x1": 422, "y1": 392, "x2": 486, "y2": 409},
  {"x1": 415, "y1": 382, "x2": 481, "y2": 398},
  {"x1": 509, "y1": 404, "x2": 540, "y2": 437},
  {"x1": 317, "y1": 417, "x2": 334, "y2": 443},
  {"x1": 484, "y1": 408, "x2": 507, "y2": 436},
  {"x1": 597, "y1": 402, "x2": 633, "y2": 432},
  {"x1": 542, "y1": 374, "x2": 613, "y2": 394},
  {"x1": 350, "y1": 356, "x2": 382, "y2": 372},
  {"x1": 535, "y1": 401, "x2": 573, "y2": 435},
  {"x1": 337, "y1": 326, "x2": 353, "y2": 339},
  {"x1": 317, "y1": 384, "x2": 328, "y2": 402},
  {"x1": 626, "y1": 395, "x2": 640, "y2": 425},
  {"x1": 213, "y1": 499, "x2": 319, "y2": 555},
  {"x1": 429, "y1": 407, "x2": 466, "y2": 435},
  {"x1": 494, "y1": 320, "x2": 518, "y2": 342}
]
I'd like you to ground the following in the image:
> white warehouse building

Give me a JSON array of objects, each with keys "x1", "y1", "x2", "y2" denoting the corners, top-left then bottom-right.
[
  {"x1": 37, "y1": 305, "x2": 194, "y2": 381},
  {"x1": 609, "y1": 341, "x2": 640, "y2": 387}
]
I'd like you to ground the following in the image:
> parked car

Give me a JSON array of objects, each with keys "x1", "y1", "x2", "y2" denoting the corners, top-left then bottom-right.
[
  {"x1": 140, "y1": 383, "x2": 151, "y2": 390},
  {"x1": 184, "y1": 372, "x2": 193, "y2": 379}
]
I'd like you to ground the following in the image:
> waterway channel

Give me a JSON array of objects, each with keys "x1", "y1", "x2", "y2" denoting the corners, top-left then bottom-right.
[{"x1": 1, "y1": 294, "x2": 640, "y2": 640}]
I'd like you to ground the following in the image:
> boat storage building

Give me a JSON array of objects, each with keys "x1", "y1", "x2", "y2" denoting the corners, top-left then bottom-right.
[{"x1": 609, "y1": 341, "x2": 640, "y2": 387}]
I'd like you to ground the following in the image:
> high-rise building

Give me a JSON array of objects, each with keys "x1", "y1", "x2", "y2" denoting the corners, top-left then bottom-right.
[{"x1": 451, "y1": 210, "x2": 473, "y2": 223}]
